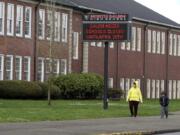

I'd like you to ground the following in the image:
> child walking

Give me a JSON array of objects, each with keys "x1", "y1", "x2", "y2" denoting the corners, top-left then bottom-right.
[{"x1": 159, "y1": 91, "x2": 169, "y2": 119}]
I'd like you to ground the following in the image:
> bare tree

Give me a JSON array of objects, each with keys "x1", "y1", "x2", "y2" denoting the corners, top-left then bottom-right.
[{"x1": 45, "y1": 0, "x2": 56, "y2": 106}]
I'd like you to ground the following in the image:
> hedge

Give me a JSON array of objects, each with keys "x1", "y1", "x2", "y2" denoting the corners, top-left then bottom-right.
[
  {"x1": 53, "y1": 73, "x2": 103, "y2": 99},
  {"x1": 0, "y1": 80, "x2": 60, "y2": 99}
]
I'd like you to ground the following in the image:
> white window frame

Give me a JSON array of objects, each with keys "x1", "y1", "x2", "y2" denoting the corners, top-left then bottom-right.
[
  {"x1": 73, "y1": 32, "x2": 79, "y2": 59},
  {"x1": 147, "y1": 79, "x2": 151, "y2": 99},
  {"x1": 25, "y1": 7, "x2": 32, "y2": 38},
  {"x1": 156, "y1": 80, "x2": 160, "y2": 98},
  {"x1": 121, "y1": 42, "x2": 125, "y2": 50},
  {"x1": 46, "y1": 10, "x2": 52, "y2": 40},
  {"x1": 169, "y1": 34, "x2": 173, "y2": 55},
  {"x1": 173, "y1": 34, "x2": 177, "y2": 56},
  {"x1": 125, "y1": 78, "x2": 130, "y2": 97},
  {"x1": 177, "y1": 35, "x2": 180, "y2": 56},
  {"x1": 156, "y1": 31, "x2": 160, "y2": 54},
  {"x1": 60, "y1": 59, "x2": 67, "y2": 75},
  {"x1": 177, "y1": 80, "x2": 180, "y2": 99},
  {"x1": 152, "y1": 79, "x2": 155, "y2": 99},
  {"x1": 16, "y1": 5, "x2": 23, "y2": 37},
  {"x1": 173, "y1": 80, "x2": 177, "y2": 99},
  {"x1": 7, "y1": 3, "x2": 14, "y2": 36},
  {"x1": 168, "y1": 80, "x2": 172, "y2": 99},
  {"x1": 90, "y1": 42, "x2": 96, "y2": 46},
  {"x1": 38, "y1": 9, "x2": 45, "y2": 39},
  {"x1": 54, "y1": 11, "x2": 60, "y2": 42},
  {"x1": 0, "y1": 2, "x2": 5, "y2": 35},
  {"x1": 126, "y1": 42, "x2": 131, "y2": 50},
  {"x1": 109, "y1": 42, "x2": 114, "y2": 48},
  {"x1": 5, "y1": 55, "x2": 13, "y2": 80},
  {"x1": 137, "y1": 28, "x2": 141, "y2": 52},
  {"x1": 108, "y1": 78, "x2": 113, "y2": 88},
  {"x1": 120, "y1": 78, "x2": 125, "y2": 90},
  {"x1": 0, "y1": 54, "x2": 4, "y2": 80},
  {"x1": 15, "y1": 56, "x2": 22, "y2": 80},
  {"x1": 160, "y1": 80, "x2": 164, "y2": 93},
  {"x1": 62, "y1": 13, "x2": 68, "y2": 42},
  {"x1": 53, "y1": 59, "x2": 59, "y2": 75},
  {"x1": 37, "y1": 58, "x2": 44, "y2": 82},
  {"x1": 132, "y1": 27, "x2": 136, "y2": 51},
  {"x1": 152, "y1": 31, "x2": 156, "y2": 53},
  {"x1": 24, "y1": 56, "x2": 31, "y2": 81},
  {"x1": 147, "y1": 29, "x2": 151, "y2": 53},
  {"x1": 161, "y1": 32, "x2": 165, "y2": 54},
  {"x1": 97, "y1": 42, "x2": 102, "y2": 47}
]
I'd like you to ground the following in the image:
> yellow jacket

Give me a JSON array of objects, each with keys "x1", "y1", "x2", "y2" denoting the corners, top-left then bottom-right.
[{"x1": 126, "y1": 81, "x2": 143, "y2": 102}]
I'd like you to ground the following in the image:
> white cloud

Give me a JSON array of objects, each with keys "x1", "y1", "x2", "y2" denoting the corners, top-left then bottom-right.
[{"x1": 135, "y1": 0, "x2": 180, "y2": 24}]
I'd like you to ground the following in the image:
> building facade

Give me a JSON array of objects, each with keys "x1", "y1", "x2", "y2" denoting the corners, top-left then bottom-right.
[{"x1": 0, "y1": 0, "x2": 180, "y2": 99}]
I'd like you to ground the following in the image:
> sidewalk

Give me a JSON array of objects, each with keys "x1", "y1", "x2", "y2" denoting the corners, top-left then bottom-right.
[{"x1": 0, "y1": 112, "x2": 180, "y2": 135}]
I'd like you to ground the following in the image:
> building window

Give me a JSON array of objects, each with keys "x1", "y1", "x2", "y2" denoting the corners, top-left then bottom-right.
[
  {"x1": 54, "y1": 12, "x2": 60, "y2": 42},
  {"x1": 177, "y1": 35, "x2": 180, "y2": 56},
  {"x1": 147, "y1": 29, "x2": 151, "y2": 53},
  {"x1": 45, "y1": 58, "x2": 52, "y2": 81},
  {"x1": 15, "y1": 56, "x2": 22, "y2": 80},
  {"x1": 53, "y1": 59, "x2": 59, "y2": 75},
  {"x1": 160, "y1": 80, "x2": 164, "y2": 93},
  {"x1": 132, "y1": 27, "x2": 136, "y2": 51},
  {"x1": 126, "y1": 42, "x2": 131, "y2": 50},
  {"x1": 62, "y1": 13, "x2": 68, "y2": 42},
  {"x1": 90, "y1": 42, "x2": 96, "y2": 46},
  {"x1": 156, "y1": 80, "x2": 160, "y2": 98},
  {"x1": 73, "y1": 32, "x2": 79, "y2": 59},
  {"x1": 156, "y1": 31, "x2": 160, "y2": 54},
  {"x1": 0, "y1": 2, "x2": 5, "y2": 35},
  {"x1": 137, "y1": 28, "x2": 141, "y2": 51},
  {"x1": 108, "y1": 78, "x2": 113, "y2": 88},
  {"x1": 38, "y1": 9, "x2": 45, "y2": 39},
  {"x1": 7, "y1": 3, "x2": 14, "y2": 36},
  {"x1": 152, "y1": 31, "x2": 156, "y2": 53},
  {"x1": 60, "y1": 59, "x2": 67, "y2": 75},
  {"x1": 121, "y1": 42, "x2": 125, "y2": 50},
  {"x1": 24, "y1": 57, "x2": 31, "y2": 81},
  {"x1": 0, "y1": 55, "x2": 4, "y2": 80},
  {"x1": 97, "y1": 42, "x2": 102, "y2": 47},
  {"x1": 161, "y1": 32, "x2": 165, "y2": 54},
  {"x1": 37, "y1": 58, "x2": 44, "y2": 82},
  {"x1": 5, "y1": 55, "x2": 13, "y2": 80},
  {"x1": 151, "y1": 79, "x2": 155, "y2": 99},
  {"x1": 125, "y1": 78, "x2": 130, "y2": 97},
  {"x1": 46, "y1": 10, "x2": 52, "y2": 40},
  {"x1": 147, "y1": 79, "x2": 151, "y2": 98},
  {"x1": 168, "y1": 80, "x2": 172, "y2": 99},
  {"x1": 16, "y1": 5, "x2": 23, "y2": 37},
  {"x1": 177, "y1": 80, "x2": 180, "y2": 99},
  {"x1": 169, "y1": 34, "x2": 173, "y2": 55},
  {"x1": 25, "y1": 7, "x2": 32, "y2": 38},
  {"x1": 109, "y1": 42, "x2": 114, "y2": 48},
  {"x1": 173, "y1": 34, "x2": 177, "y2": 56},
  {"x1": 173, "y1": 80, "x2": 176, "y2": 99},
  {"x1": 120, "y1": 78, "x2": 125, "y2": 90}
]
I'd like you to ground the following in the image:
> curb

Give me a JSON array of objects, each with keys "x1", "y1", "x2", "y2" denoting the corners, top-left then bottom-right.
[{"x1": 98, "y1": 129, "x2": 180, "y2": 135}]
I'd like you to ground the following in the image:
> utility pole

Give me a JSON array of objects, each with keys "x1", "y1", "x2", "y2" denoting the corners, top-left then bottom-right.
[{"x1": 45, "y1": 0, "x2": 56, "y2": 106}]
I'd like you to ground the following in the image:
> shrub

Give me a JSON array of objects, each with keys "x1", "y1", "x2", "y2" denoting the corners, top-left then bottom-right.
[
  {"x1": 37, "y1": 82, "x2": 61, "y2": 99},
  {"x1": 53, "y1": 73, "x2": 103, "y2": 99},
  {"x1": 0, "y1": 80, "x2": 42, "y2": 99},
  {"x1": 108, "y1": 88, "x2": 124, "y2": 100}
]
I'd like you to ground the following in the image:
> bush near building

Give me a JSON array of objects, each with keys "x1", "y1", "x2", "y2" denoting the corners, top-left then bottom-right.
[
  {"x1": 53, "y1": 73, "x2": 103, "y2": 99},
  {"x1": 0, "y1": 81, "x2": 60, "y2": 99}
]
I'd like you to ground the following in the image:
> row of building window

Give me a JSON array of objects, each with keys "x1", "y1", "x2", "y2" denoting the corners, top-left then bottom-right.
[
  {"x1": 90, "y1": 42, "x2": 114, "y2": 48},
  {"x1": 169, "y1": 34, "x2": 180, "y2": 56},
  {"x1": 0, "y1": 54, "x2": 31, "y2": 81},
  {"x1": 37, "y1": 58, "x2": 67, "y2": 82},
  {"x1": 38, "y1": 9, "x2": 68, "y2": 42},
  {"x1": 0, "y1": 2, "x2": 32, "y2": 38}
]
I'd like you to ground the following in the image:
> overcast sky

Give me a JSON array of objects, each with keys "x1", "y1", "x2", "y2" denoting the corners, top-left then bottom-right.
[{"x1": 135, "y1": 0, "x2": 180, "y2": 24}]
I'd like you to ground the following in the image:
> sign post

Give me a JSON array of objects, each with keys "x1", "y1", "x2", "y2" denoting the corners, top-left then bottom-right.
[{"x1": 83, "y1": 14, "x2": 131, "y2": 109}]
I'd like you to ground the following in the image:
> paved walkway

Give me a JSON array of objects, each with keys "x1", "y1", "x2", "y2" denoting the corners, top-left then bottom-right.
[{"x1": 0, "y1": 112, "x2": 180, "y2": 135}]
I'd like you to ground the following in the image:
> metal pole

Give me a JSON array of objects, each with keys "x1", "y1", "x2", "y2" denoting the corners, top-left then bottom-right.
[{"x1": 103, "y1": 41, "x2": 109, "y2": 110}]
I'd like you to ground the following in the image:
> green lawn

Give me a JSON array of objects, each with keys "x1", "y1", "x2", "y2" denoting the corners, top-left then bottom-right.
[{"x1": 0, "y1": 99, "x2": 179, "y2": 122}]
